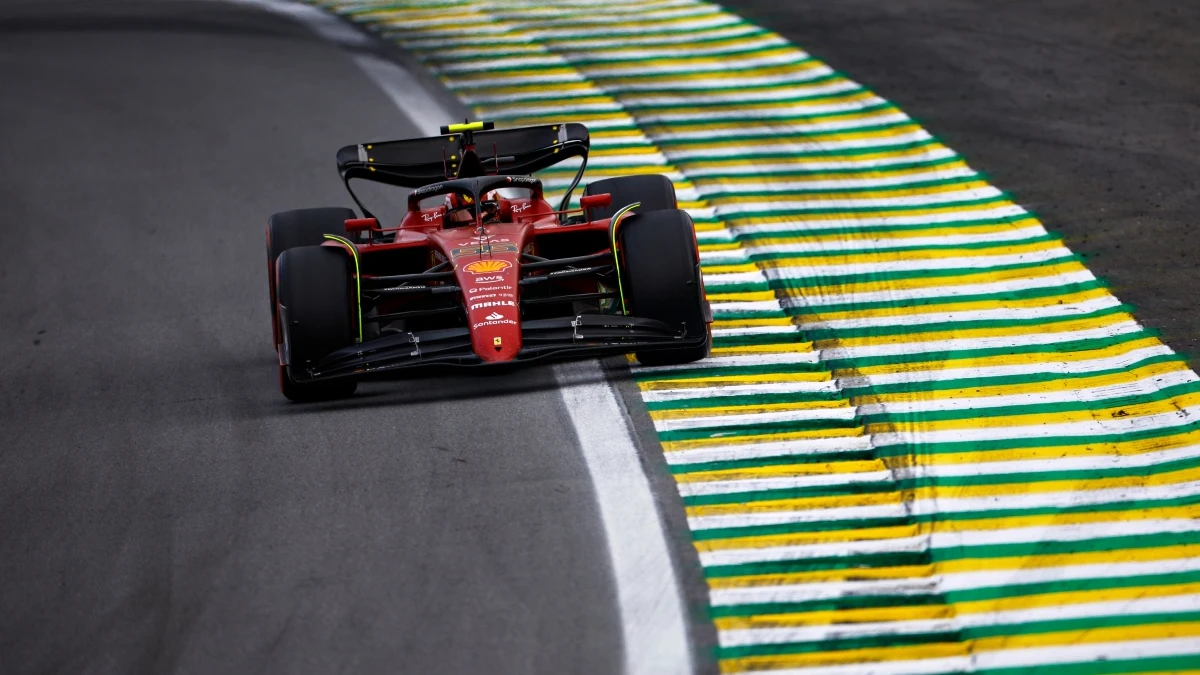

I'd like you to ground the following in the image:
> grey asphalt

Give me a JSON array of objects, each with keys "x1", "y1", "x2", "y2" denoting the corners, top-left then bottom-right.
[
  {"x1": 725, "y1": 0, "x2": 1200, "y2": 364},
  {"x1": 0, "y1": 2, "x2": 624, "y2": 673}
]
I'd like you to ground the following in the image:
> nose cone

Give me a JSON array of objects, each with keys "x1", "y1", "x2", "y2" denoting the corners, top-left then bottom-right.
[{"x1": 456, "y1": 256, "x2": 523, "y2": 362}]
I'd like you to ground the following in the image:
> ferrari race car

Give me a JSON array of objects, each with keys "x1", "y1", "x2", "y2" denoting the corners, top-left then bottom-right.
[{"x1": 266, "y1": 121, "x2": 711, "y2": 401}]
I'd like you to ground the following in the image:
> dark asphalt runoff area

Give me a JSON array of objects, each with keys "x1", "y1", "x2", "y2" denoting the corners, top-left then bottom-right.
[
  {"x1": 0, "y1": 2, "x2": 625, "y2": 673},
  {"x1": 726, "y1": 0, "x2": 1200, "y2": 364}
]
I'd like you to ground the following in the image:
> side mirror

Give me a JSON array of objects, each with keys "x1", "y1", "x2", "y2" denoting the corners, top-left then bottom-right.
[
  {"x1": 579, "y1": 193, "x2": 612, "y2": 212},
  {"x1": 345, "y1": 217, "x2": 378, "y2": 233}
]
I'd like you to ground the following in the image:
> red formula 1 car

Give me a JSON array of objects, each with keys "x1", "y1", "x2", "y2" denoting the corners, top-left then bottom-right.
[{"x1": 265, "y1": 121, "x2": 710, "y2": 401}]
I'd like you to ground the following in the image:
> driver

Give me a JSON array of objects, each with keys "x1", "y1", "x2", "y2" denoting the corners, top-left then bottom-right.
[
  {"x1": 480, "y1": 191, "x2": 502, "y2": 223},
  {"x1": 444, "y1": 192, "x2": 475, "y2": 227},
  {"x1": 445, "y1": 191, "x2": 504, "y2": 227}
]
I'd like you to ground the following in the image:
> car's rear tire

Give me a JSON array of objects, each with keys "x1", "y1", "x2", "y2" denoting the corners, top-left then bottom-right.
[
  {"x1": 619, "y1": 209, "x2": 710, "y2": 366},
  {"x1": 583, "y1": 174, "x2": 677, "y2": 220},
  {"x1": 275, "y1": 245, "x2": 358, "y2": 402},
  {"x1": 267, "y1": 207, "x2": 356, "y2": 345}
]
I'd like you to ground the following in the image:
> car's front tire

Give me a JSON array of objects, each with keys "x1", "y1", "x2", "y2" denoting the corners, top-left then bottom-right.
[
  {"x1": 619, "y1": 208, "x2": 710, "y2": 366},
  {"x1": 583, "y1": 174, "x2": 677, "y2": 219},
  {"x1": 275, "y1": 245, "x2": 358, "y2": 402},
  {"x1": 266, "y1": 207, "x2": 356, "y2": 345}
]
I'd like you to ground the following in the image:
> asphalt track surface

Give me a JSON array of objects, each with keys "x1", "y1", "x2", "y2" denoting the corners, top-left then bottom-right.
[
  {"x1": 726, "y1": 0, "x2": 1200, "y2": 364},
  {"x1": 0, "y1": 2, "x2": 630, "y2": 673}
]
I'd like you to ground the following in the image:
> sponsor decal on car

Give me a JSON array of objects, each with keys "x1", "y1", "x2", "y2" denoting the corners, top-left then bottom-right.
[
  {"x1": 421, "y1": 211, "x2": 442, "y2": 222},
  {"x1": 470, "y1": 300, "x2": 516, "y2": 311},
  {"x1": 464, "y1": 290, "x2": 516, "y2": 300},
  {"x1": 472, "y1": 318, "x2": 518, "y2": 329},
  {"x1": 469, "y1": 280, "x2": 506, "y2": 287},
  {"x1": 410, "y1": 184, "x2": 441, "y2": 199},
  {"x1": 511, "y1": 202, "x2": 531, "y2": 213},
  {"x1": 463, "y1": 259, "x2": 511, "y2": 274},
  {"x1": 451, "y1": 242, "x2": 518, "y2": 259},
  {"x1": 471, "y1": 310, "x2": 518, "y2": 329}
]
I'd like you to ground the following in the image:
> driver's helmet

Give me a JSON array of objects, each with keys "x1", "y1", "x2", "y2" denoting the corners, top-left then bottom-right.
[
  {"x1": 480, "y1": 191, "x2": 502, "y2": 223},
  {"x1": 443, "y1": 190, "x2": 506, "y2": 227},
  {"x1": 444, "y1": 192, "x2": 475, "y2": 227}
]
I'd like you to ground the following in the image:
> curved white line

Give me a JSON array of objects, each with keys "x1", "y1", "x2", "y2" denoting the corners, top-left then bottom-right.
[{"x1": 555, "y1": 361, "x2": 694, "y2": 675}]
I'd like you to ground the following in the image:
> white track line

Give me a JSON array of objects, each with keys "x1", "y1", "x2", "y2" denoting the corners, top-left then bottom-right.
[
  {"x1": 555, "y1": 361, "x2": 694, "y2": 675},
  {"x1": 237, "y1": 2, "x2": 694, "y2": 673},
  {"x1": 352, "y1": 54, "x2": 458, "y2": 135},
  {"x1": 231, "y1": 0, "x2": 372, "y2": 46}
]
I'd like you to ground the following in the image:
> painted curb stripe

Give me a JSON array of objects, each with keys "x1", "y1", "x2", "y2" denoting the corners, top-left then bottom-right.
[{"x1": 310, "y1": 0, "x2": 1200, "y2": 672}]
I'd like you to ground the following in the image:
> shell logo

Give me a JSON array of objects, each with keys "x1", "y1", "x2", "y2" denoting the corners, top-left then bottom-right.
[{"x1": 463, "y1": 259, "x2": 511, "y2": 274}]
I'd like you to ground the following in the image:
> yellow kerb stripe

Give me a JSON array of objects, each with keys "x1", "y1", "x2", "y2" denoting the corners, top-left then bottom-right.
[
  {"x1": 855, "y1": 360, "x2": 1191, "y2": 405},
  {"x1": 708, "y1": 542, "x2": 1200, "y2": 588},
  {"x1": 694, "y1": 505, "x2": 1200, "y2": 551},
  {"x1": 836, "y1": 335, "x2": 1163, "y2": 377}
]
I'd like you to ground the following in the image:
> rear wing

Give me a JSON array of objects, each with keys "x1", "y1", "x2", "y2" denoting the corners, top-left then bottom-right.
[{"x1": 336, "y1": 122, "x2": 590, "y2": 189}]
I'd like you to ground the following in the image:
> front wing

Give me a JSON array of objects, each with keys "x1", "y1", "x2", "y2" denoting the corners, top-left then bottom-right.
[{"x1": 289, "y1": 314, "x2": 705, "y2": 381}]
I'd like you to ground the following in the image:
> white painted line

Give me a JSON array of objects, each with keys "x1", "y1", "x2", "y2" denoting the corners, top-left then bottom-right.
[
  {"x1": 555, "y1": 360, "x2": 694, "y2": 675},
  {"x1": 800, "y1": 295, "x2": 1123, "y2": 331},
  {"x1": 699, "y1": 518, "x2": 1200, "y2": 568},
  {"x1": 709, "y1": 576, "x2": 939, "y2": 606},
  {"x1": 710, "y1": 553, "x2": 1200, "y2": 612},
  {"x1": 742, "y1": 224, "x2": 1047, "y2": 254},
  {"x1": 678, "y1": 470, "x2": 892, "y2": 499},
  {"x1": 861, "y1": 368, "x2": 1198, "y2": 418},
  {"x1": 873, "y1": 401, "x2": 1200, "y2": 446},
  {"x1": 713, "y1": 186, "x2": 1005, "y2": 212},
  {"x1": 763, "y1": 247, "x2": 1077, "y2": 280},
  {"x1": 703, "y1": 478, "x2": 1200, "y2": 533},
  {"x1": 352, "y1": 54, "x2": 456, "y2": 137},
  {"x1": 689, "y1": 501, "x2": 908, "y2": 531},
  {"x1": 238, "y1": 3, "x2": 694, "y2": 673},
  {"x1": 654, "y1": 406, "x2": 857, "y2": 433},
  {"x1": 229, "y1": 0, "x2": 372, "y2": 47},
  {"x1": 668, "y1": 435, "x2": 873, "y2": 468},
  {"x1": 632, "y1": 351, "x2": 821, "y2": 372},
  {"x1": 710, "y1": 325, "x2": 800, "y2": 337},
  {"x1": 719, "y1": 593, "x2": 1200, "y2": 647},
  {"x1": 783, "y1": 270, "x2": 1098, "y2": 309},
  {"x1": 642, "y1": 381, "x2": 837, "y2": 402}
]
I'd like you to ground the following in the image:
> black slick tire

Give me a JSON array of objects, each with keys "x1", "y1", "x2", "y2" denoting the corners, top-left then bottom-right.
[
  {"x1": 583, "y1": 174, "x2": 677, "y2": 220},
  {"x1": 266, "y1": 207, "x2": 356, "y2": 345},
  {"x1": 619, "y1": 209, "x2": 710, "y2": 366},
  {"x1": 275, "y1": 245, "x2": 358, "y2": 402}
]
